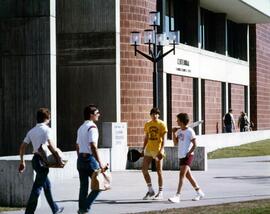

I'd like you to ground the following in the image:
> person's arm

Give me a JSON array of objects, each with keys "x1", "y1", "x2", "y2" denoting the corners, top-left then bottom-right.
[
  {"x1": 76, "y1": 131, "x2": 80, "y2": 156},
  {"x1": 172, "y1": 128, "x2": 179, "y2": 146},
  {"x1": 18, "y1": 142, "x2": 28, "y2": 173},
  {"x1": 90, "y1": 143, "x2": 107, "y2": 171},
  {"x1": 76, "y1": 144, "x2": 80, "y2": 156},
  {"x1": 157, "y1": 132, "x2": 166, "y2": 160},
  {"x1": 47, "y1": 139, "x2": 64, "y2": 167},
  {"x1": 231, "y1": 115, "x2": 236, "y2": 131},
  {"x1": 142, "y1": 134, "x2": 148, "y2": 156},
  {"x1": 187, "y1": 138, "x2": 197, "y2": 157}
]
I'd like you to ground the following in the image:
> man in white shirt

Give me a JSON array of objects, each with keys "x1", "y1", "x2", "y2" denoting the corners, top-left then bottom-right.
[
  {"x1": 76, "y1": 104, "x2": 106, "y2": 214},
  {"x1": 18, "y1": 108, "x2": 64, "y2": 214}
]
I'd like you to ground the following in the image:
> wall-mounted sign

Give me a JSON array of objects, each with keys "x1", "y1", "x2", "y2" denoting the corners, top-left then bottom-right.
[{"x1": 176, "y1": 58, "x2": 191, "y2": 73}]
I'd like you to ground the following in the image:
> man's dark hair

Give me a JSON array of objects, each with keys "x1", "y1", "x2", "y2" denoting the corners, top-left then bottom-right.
[
  {"x1": 36, "y1": 108, "x2": 51, "y2": 123},
  {"x1": 229, "y1": 108, "x2": 233, "y2": 113},
  {"x1": 150, "y1": 107, "x2": 160, "y2": 115},
  {"x1": 84, "y1": 104, "x2": 98, "y2": 120},
  {"x1": 176, "y1": 113, "x2": 189, "y2": 125}
]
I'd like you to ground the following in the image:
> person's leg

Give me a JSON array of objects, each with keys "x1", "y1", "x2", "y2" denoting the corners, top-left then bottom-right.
[
  {"x1": 85, "y1": 155, "x2": 101, "y2": 211},
  {"x1": 43, "y1": 176, "x2": 59, "y2": 213},
  {"x1": 25, "y1": 156, "x2": 48, "y2": 214},
  {"x1": 176, "y1": 165, "x2": 189, "y2": 194},
  {"x1": 226, "y1": 125, "x2": 232, "y2": 133},
  {"x1": 168, "y1": 164, "x2": 189, "y2": 203},
  {"x1": 78, "y1": 169, "x2": 89, "y2": 212},
  {"x1": 142, "y1": 156, "x2": 155, "y2": 199},
  {"x1": 186, "y1": 168, "x2": 199, "y2": 188},
  {"x1": 154, "y1": 159, "x2": 163, "y2": 199},
  {"x1": 186, "y1": 168, "x2": 205, "y2": 201},
  {"x1": 142, "y1": 156, "x2": 153, "y2": 185},
  {"x1": 85, "y1": 190, "x2": 101, "y2": 210}
]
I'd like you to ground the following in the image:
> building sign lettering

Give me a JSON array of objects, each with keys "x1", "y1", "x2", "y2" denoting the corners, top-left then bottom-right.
[
  {"x1": 176, "y1": 58, "x2": 191, "y2": 73},
  {"x1": 114, "y1": 124, "x2": 125, "y2": 145}
]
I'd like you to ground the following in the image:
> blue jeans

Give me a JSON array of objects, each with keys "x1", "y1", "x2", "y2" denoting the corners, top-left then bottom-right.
[
  {"x1": 225, "y1": 124, "x2": 232, "y2": 133},
  {"x1": 77, "y1": 154, "x2": 101, "y2": 212},
  {"x1": 25, "y1": 154, "x2": 59, "y2": 214}
]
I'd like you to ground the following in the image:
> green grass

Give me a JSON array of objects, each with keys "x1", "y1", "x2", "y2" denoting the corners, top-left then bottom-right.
[
  {"x1": 208, "y1": 139, "x2": 270, "y2": 159},
  {"x1": 0, "y1": 207, "x2": 22, "y2": 212},
  {"x1": 138, "y1": 199, "x2": 270, "y2": 214}
]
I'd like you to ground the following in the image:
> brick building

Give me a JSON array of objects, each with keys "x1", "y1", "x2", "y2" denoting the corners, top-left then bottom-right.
[{"x1": 1, "y1": 0, "x2": 270, "y2": 155}]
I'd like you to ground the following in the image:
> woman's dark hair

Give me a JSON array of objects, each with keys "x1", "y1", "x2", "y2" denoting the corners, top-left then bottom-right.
[
  {"x1": 36, "y1": 108, "x2": 51, "y2": 123},
  {"x1": 84, "y1": 104, "x2": 98, "y2": 120},
  {"x1": 150, "y1": 107, "x2": 160, "y2": 115},
  {"x1": 176, "y1": 113, "x2": 189, "y2": 125}
]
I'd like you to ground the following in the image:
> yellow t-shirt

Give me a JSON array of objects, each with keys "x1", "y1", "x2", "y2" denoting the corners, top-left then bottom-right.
[{"x1": 144, "y1": 119, "x2": 168, "y2": 153}]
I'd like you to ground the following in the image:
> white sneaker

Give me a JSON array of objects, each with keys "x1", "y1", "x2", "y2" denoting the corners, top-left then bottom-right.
[
  {"x1": 143, "y1": 191, "x2": 155, "y2": 200},
  {"x1": 192, "y1": 189, "x2": 205, "y2": 201},
  {"x1": 153, "y1": 192, "x2": 163, "y2": 200},
  {"x1": 168, "y1": 195, "x2": 180, "y2": 203}
]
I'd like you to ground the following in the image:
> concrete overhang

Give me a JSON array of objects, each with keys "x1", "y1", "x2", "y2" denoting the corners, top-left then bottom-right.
[{"x1": 200, "y1": 0, "x2": 270, "y2": 23}]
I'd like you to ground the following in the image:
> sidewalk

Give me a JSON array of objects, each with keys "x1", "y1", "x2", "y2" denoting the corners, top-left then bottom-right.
[{"x1": 2, "y1": 156, "x2": 270, "y2": 214}]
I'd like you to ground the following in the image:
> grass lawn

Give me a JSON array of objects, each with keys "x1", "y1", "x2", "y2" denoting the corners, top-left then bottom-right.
[
  {"x1": 0, "y1": 207, "x2": 22, "y2": 212},
  {"x1": 139, "y1": 199, "x2": 270, "y2": 214},
  {"x1": 208, "y1": 139, "x2": 270, "y2": 159}
]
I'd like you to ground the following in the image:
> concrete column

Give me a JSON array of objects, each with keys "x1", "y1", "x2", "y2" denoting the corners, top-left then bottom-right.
[
  {"x1": 198, "y1": 78, "x2": 202, "y2": 135},
  {"x1": 0, "y1": 0, "x2": 57, "y2": 155},
  {"x1": 50, "y1": 0, "x2": 57, "y2": 142}
]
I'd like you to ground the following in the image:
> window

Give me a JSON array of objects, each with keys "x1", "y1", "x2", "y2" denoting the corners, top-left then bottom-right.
[
  {"x1": 165, "y1": 0, "x2": 199, "y2": 47},
  {"x1": 200, "y1": 8, "x2": 226, "y2": 54},
  {"x1": 227, "y1": 20, "x2": 247, "y2": 61}
]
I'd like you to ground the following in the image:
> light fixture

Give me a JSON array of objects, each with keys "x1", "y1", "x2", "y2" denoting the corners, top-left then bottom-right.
[
  {"x1": 168, "y1": 31, "x2": 180, "y2": 45},
  {"x1": 130, "y1": 11, "x2": 180, "y2": 108},
  {"x1": 130, "y1": 31, "x2": 141, "y2": 46},
  {"x1": 149, "y1": 11, "x2": 160, "y2": 26},
  {"x1": 156, "y1": 33, "x2": 167, "y2": 46},
  {"x1": 144, "y1": 29, "x2": 154, "y2": 44}
]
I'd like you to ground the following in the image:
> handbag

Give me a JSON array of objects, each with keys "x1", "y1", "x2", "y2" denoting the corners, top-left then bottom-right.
[
  {"x1": 91, "y1": 169, "x2": 112, "y2": 191},
  {"x1": 38, "y1": 144, "x2": 68, "y2": 168}
]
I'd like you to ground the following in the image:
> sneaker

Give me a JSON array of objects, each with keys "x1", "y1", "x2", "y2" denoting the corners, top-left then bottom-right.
[
  {"x1": 143, "y1": 191, "x2": 155, "y2": 200},
  {"x1": 168, "y1": 195, "x2": 180, "y2": 203},
  {"x1": 55, "y1": 207, "x2": 64, "y2": 214},
  {"x1": 77, "y1": 210, "x2": 88, "y2": 214},
  {"x1": 192, "y1": 189, "x2": 205, "y2": 201},
  {"x1": 153, "y1": 192, "x2": 163, "y2": 200}
]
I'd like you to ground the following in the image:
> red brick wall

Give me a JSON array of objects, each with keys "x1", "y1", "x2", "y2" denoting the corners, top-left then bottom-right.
[
  {"x1": 204, "y1": 80, "x2": 222, "y2": 134},
  {"x1": 231, "y1": 84, "x2": 245, "y2": 132},
  {"x1": 120, "y1": 0, "x2": 156, "y2": 147},
  {"x1": 171, "y1": 75, "x2": 193, "y2": 127},
  {"x1": 255, "y1": 24, "x2": 270, "y2": 130}
]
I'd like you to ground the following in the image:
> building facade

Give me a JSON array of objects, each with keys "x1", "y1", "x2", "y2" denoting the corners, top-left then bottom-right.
[{"x1": 1, "y1": 0, "x2": 270, "y2": 155}]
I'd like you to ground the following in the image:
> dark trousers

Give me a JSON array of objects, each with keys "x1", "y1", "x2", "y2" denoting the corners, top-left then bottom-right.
[
  {"x1": 225, "y1": 124, "x2": 232, "y2": 133},
  {"x1": 77, "y1": 154, "x2": 101, "y2": 212},
  {"x1": 25, "y1": 154, "x2": 58, "y2": 214}
]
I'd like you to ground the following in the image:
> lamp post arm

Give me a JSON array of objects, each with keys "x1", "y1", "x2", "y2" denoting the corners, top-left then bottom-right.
[
  {"x1": 135, "y1": 49, "x2": 155, "y2": 62},
  {"x1": 156, "y1": 50, "x2": 161, "y2": 60},
  {"x1": 156, "y1": 47, "x2": 175, "y2": 63}
]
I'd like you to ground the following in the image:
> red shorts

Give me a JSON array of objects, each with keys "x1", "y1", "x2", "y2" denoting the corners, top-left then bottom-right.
[{"x1": 179, "y1": 154, "x2": 194, "y2": 167}]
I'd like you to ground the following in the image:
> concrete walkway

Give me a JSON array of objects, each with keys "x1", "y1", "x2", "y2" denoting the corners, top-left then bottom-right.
[{"x1": 2, "y1": 156, "x2": 270, "y2": 214}]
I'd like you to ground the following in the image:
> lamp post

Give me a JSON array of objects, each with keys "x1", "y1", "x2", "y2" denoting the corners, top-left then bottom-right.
[{"x1": 130, "y1": 11, "x2": 180, "y2": 108}]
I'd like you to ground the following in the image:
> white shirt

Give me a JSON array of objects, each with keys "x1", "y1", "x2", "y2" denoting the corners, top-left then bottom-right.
[
  {"x1": 23, "y1": 123, "x2": 53, "y2": 153},
  {"x1": 176, "y1": 127, "x2": 196, "y2": 158},
  {"x1": 76, "y1": 120, "x2": 99, "y2": 154}
]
